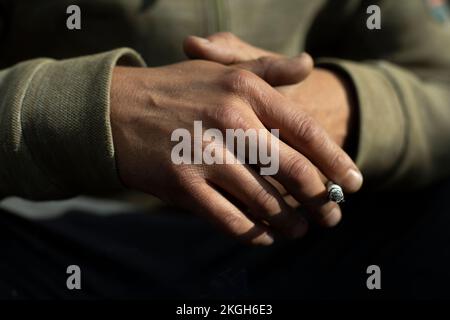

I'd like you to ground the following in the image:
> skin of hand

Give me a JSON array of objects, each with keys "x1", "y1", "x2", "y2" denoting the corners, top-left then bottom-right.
[
  {"x1": 276, "y1": 70, "x2": 356, "y2": 149},
  {"x1": 110, "y1": 58, "x2": 363, "y2": 246},
  {"x1": 184, "y1": 32, "x2": 359, "y2": 224},
  {"x1": 184, "y1": 32, "x2": 354, "y2": 148}
]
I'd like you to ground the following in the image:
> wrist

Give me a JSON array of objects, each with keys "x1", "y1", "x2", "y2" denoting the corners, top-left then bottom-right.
[
  {"x1": 319, "y1": 67, "x2": 358, "y2": 158},
  {"x1": 283, "y1": 67, "x2": 357, "y2": 150},
  {"x1": 110, "y1": 66, "x2": 145, "y2": 189},
  {"x1": 311, "y1": 61, "x2": 359, "y2": 159}
]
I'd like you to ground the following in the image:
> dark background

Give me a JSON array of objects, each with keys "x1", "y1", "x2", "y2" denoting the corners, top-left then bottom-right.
[{"x1": 1, "y1": 178, "x2": 449, "y2": 299}]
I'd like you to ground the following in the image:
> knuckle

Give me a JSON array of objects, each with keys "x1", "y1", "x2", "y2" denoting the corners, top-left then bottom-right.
[
  {"x1": 253, "y1": 188, "x2": 278, "y2": 214},
  {"x1": 170, "y1": 164, "x2": 203, "y2": 185},
  {"x1": 294, "y1": 115, "x2": 320, "y2": 146},
  {"x1": 328, "y1": 151, "x2": 345, "y2": 172},
  {"x1": 222, "y1": 68, "x2": 255, "y2": 94},
  {"x1": 177, "y1": 172, "x2": 204, "y2": 192},
  {"x1": 221, "y1": 213, "x2": 244, "y2": 235},
  {"x1": 256, "y1": 56, "x2": 273, "y2": 69},
  {"x1": 257, "y1": 56, "x2": 272, "y2": 64},
  {"x1": 285, "y1": 156, "x2": 312, "y2": 186},
  {"x1": 170, "y1": 172, "x2": 206, "y2": 204},
  {"x1": 208, "y1": 102, "x2": 247, "y2": 129}
]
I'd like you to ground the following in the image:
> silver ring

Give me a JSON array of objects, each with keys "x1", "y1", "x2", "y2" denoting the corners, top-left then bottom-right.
[{"x1": 327, "y1": 181, "x2": 344, "y2": 203}]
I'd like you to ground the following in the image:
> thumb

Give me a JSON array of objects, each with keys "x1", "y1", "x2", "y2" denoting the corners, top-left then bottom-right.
[
  {"x1": 234, "y1": 54, "x2": 314, "y2": 86},
  {"x1": 183, "y1": 33, "x2": 278, "y2": 63},
  {"x1": 184, "y1": 33, "x2": 313, "y2": 85}
]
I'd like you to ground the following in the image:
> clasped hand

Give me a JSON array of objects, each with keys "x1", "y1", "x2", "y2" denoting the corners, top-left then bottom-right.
[{"x1": 110, "y1": 32, "x2": 363, "y2": 245}]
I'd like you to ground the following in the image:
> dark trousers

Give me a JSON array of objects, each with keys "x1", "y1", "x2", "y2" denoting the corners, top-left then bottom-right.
[{"x1": 1, "y1": 179, "x2": 450, "y2": 299}]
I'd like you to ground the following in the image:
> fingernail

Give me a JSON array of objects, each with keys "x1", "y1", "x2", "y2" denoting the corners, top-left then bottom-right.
[
  {"x1": 194, "y1": 36, "x2": 210, "y2": 44},
  {"x1": 260, "y1": 232, "x2": 275, "y2": 245},
  {"x1": 342, "y1": 169, "x2": 364, "y2": 192}
]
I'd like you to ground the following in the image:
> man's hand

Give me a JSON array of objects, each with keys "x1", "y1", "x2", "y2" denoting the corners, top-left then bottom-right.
[
  {"x1": 110, "y1": 58, "x2": 362, "y2": 245},
  {"x1": 184, "y1": 33, "x2": 359, "y2": 223},
  {"x1": 276, "y1": 70, "x2": 356, "y2": 149},
  {"x1": 184, "y1": 34, "x2": 314, "y2": 87},
  {"x1": 184, "y1": 32, "x2": 355, "y2": 148}
]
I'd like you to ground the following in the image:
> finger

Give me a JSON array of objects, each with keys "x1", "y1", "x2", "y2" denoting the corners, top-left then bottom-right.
[
  {"x1": 235, "y1": 54, "x2": 313, "y2": 86},
  {"x1": 273, "y1": 142, "x2": 343, "y2": 227},
  {"x1": 260, "y1": 129, "x2": 343, "y2": 227},
  {"x1": 184, "y1": 33, "x2": 278, "y2": 63},
  {"x1": 252, "y1": 123, "x2": 343, "y2": 227},
  {"x1": 264, "y1": 176, "x2": 288, "y2": 196},
  {"x1": 283, "y1": 194, "x2": 300, "y2": 209},
  {"x1": 212, "y1": 99, "x2": 342, "y2": 227},
  {"x1": 233, "y1": 75, "x2": 363, "y2": 193},
  {"x1": 210, "y1": 161, "x2": 308, "y2": 238},
  {"x1": 264, "y1": 176, "x2": 300, "y2": 208},
  {"x1": 184, "y1": 34, "x2": 313, "y2": 86},
  {"x1": 267, "y1": 170, "x2": 327, "y2": 209},
  {"x1": 279, "y1": 108, "x2": 363, "y2": 193},
  {"x1": 186, "y1": 180, "x2": 275, "y2": 246}
]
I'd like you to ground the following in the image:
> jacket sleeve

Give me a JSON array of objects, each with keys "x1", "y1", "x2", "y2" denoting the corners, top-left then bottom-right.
[
  {"x1": 0, "y1": 48, "x2": 146, "y2": 199},
  {"x1": 313, "y1": 0, "x2": 450, "y2": 189}
]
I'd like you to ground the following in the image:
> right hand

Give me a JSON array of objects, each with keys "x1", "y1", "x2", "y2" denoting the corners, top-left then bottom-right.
[{"x1": 110, "y1": 59, "x2": 363, "y2": 245}]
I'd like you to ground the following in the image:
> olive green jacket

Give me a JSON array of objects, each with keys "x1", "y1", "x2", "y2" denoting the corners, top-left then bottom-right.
[{"x1": 0, "y1": 0, "x2": 449, "y2": 199}]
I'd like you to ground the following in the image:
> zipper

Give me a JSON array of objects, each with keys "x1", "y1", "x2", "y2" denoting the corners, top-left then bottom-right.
[{"x1": 214, "y1": 0, "x2": 225, "y2": 31}]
